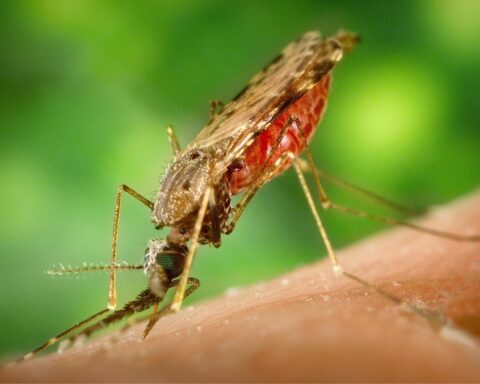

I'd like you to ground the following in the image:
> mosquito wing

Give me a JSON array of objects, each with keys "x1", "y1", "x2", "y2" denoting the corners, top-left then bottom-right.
[{"x1": 188, "y1": 31, "x2": 354, "y2": 170}]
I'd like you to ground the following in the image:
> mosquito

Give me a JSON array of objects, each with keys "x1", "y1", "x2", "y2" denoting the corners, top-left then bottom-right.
[{"x1": 23, "y1": 30, "x2": 479, "y2": 360}]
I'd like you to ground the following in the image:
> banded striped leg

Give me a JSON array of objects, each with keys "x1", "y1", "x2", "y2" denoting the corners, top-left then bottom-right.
[
  {"x1": 109, "y1": 185, "x2": 154, "y2": 310},
  {"x1": 170, "y1": 186, "x2": 212, "y2": 312}
]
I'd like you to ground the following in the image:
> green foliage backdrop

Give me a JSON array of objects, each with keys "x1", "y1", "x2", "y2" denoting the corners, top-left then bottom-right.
[{"x1": 1, "y1": 0, "x2": 479, "y2": 357}]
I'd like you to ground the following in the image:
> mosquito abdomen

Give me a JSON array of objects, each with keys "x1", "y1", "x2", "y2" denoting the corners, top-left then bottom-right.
[{"x1": 229, "y1": 74, "x2": 331, "y2": 194}]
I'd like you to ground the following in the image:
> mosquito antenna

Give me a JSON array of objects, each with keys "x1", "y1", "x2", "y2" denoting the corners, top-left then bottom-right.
[{"x1": 47, "y1": 262, "x2": 143, "y2": 276}]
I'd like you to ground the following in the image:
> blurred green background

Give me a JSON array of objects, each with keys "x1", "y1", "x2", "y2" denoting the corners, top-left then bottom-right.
[{"x1": 1, "y1": 0, "x2": 479, "y2": 358}]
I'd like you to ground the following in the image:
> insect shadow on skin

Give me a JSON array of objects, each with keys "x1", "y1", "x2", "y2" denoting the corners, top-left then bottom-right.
[{"x1": 21, "y1": 30, "x2": 480, "y2": 362}]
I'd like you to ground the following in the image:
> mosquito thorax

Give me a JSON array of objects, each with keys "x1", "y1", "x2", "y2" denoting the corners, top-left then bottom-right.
[
  {"x1": 144, "y1": 239, "x2": 187, "y2": 298},
  {"x1": 153, "y1": 149, "x2": 214, "y2": 229}
]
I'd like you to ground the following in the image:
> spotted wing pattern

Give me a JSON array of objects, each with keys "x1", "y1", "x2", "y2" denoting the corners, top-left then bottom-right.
[{"x1": 188, "y1": 31, "x2": 353, "y2": 170}]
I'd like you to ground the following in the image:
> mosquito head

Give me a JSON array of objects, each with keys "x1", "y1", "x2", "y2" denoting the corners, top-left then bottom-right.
[
  {"x1": 153, "y1": 148, "x2": 213, "y2": 229},
  {"x1": 144, "y1": 239, "x2": 187, "y2": 298}
]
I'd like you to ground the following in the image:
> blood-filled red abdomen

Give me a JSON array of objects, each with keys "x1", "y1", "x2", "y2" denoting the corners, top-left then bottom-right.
[{"x1": 229, "y1": 74, "x2": 331, "y2": 195}]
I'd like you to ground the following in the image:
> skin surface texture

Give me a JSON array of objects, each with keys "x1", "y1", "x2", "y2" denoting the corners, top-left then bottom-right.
[{"x1": 2, "y1": 191, "x2": 480, "y2": 382}]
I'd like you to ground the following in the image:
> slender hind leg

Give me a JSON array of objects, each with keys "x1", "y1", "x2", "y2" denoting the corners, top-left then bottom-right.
[
  {"x1": 289, "y1": 155, "x2": 445, "y2": 324},
  {"x1": 296, "y1": 124, "x2": 480, "y2": 242},
  {"x1": 224, "y1": 112, "x2": 476, "y2": 327},
  {"x1": 224, "y1": 146, "x2": 442, "y2": 323},
  {"x1": 295, "y1": 158, "x2": 420, "y2": 216},
  {"x1": 287, "y1": 115, "x2": 478, "y2": 323},
  {"x1": 110, "y1": 185, "x2": 154, "y2": 309}
]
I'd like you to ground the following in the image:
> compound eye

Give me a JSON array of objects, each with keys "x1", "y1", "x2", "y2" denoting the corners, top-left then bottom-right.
[
  {"x1": 157, "y1": 251, "x2": 185, "y2": 279},
  {"x1": 156, "y1": 254, "x2": 175, "y2": 271},
  {"x1": 144, "y1": 240, "x2": 188, "y2": 279}
]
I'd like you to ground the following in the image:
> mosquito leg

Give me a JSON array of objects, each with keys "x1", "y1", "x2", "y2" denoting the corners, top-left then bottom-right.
[
  {"x1": 23, "y1": 187, "x2": 154, "y2": 360},
  {"x1": 170, "y1": 187, "x2": 212, "y2": 312},
  {"x1": 295, "y1": 158, "x2": 420, "y2": 216},
  {"x1": 288, "y1": 115, "x2": 476, "y2": 325},
  {"x1": 166, "y1": 125, "x2": 181, "y2": 155},
  {"x1": 229, "y1": 146, "x2": 420, "y2": 324},
  {"x1": 327, "y1": 202, "x2": 479, "y2": 241},
  {"x1": 224, "y1": 116, "x2": 299, "y2": 234},
  {"x1": 289, "y1": 155, "x2": 445, "y2": 325},
  {"x1": 109, "y1": 185, "x2": 154, "y2": 310},
  {"x1": 295, "y1": 128, "x2": 480, "y2": 242},
  {"x1": 21, "y1": 308, "x2": 111, "y2": 361}
]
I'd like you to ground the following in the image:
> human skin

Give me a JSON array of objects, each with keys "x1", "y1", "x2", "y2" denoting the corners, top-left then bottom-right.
[{"x1": 2, "y1": 192, "x2": 480, "y2": 382}]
